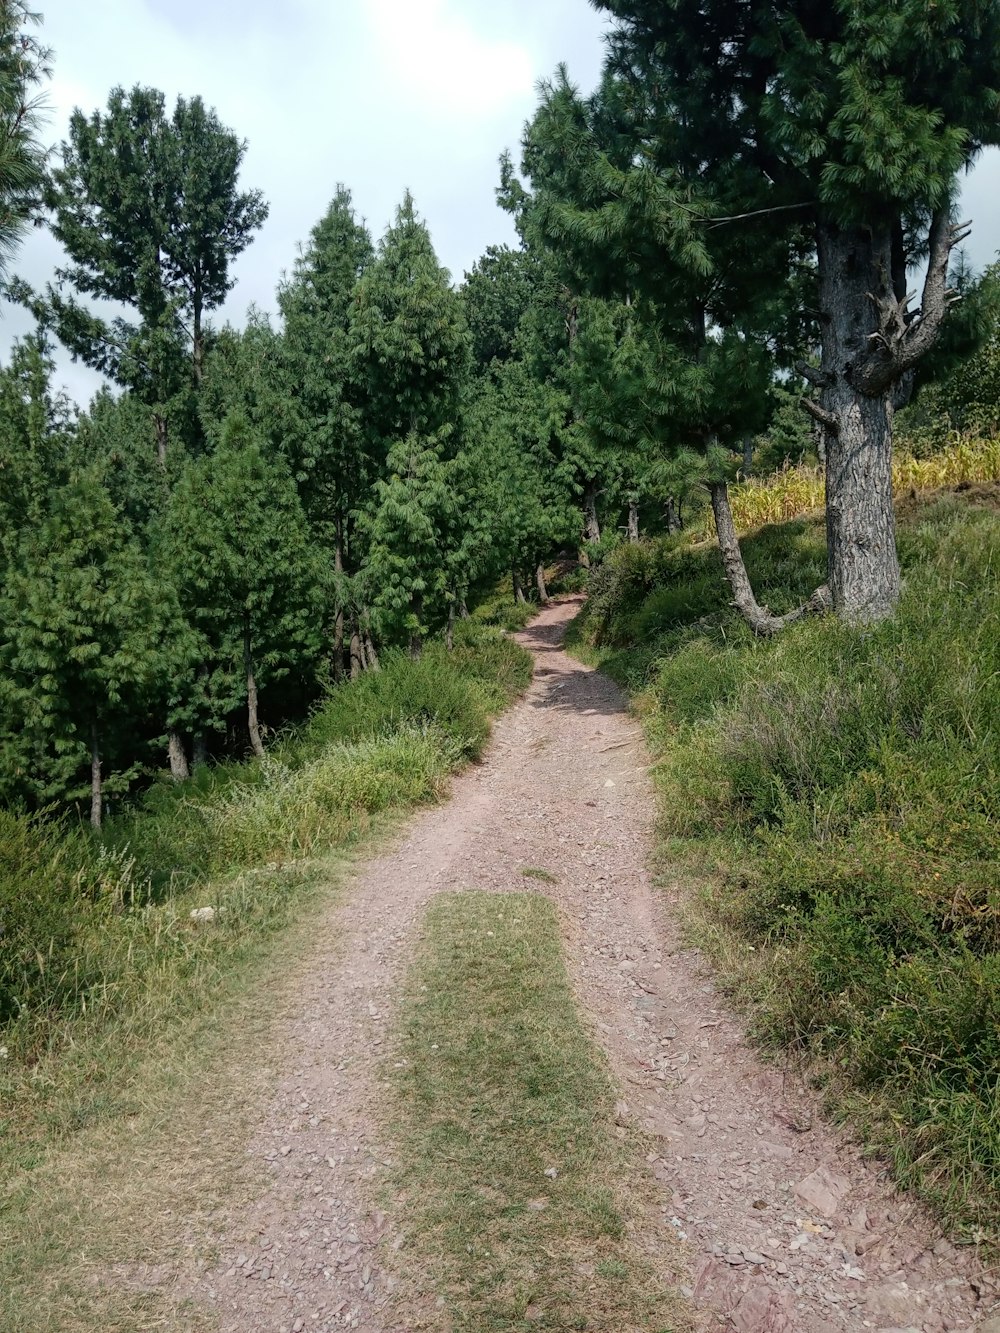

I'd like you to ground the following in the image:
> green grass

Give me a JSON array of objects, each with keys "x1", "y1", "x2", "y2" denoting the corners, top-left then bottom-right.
[
  {"x1": 0, "y1": 627, "x2": 533, "y2": 1330},
  {"x1": 520, "y1": 865, "x2": 558, "y2": 884},
  {"x1": 570, "y1": 486, "x2": 1000, "y2": 1242},
  {"x1": 387, "y1": 891, "x2": 692, "y2": 1333}
]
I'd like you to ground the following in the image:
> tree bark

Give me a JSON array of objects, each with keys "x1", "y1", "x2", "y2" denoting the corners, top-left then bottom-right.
[
  {"x1": 331, "y1": 517, "x2": 346, "y2": 682},
  {"x1": 535, "y1": 561, "x2": 550, "y2": 604},
  {"x1": 512, "y1": 569, "x2": 527, "y2": 605},
  {"x1": 409, "y1": 593, "x2": 423, "y2": 659},
  {"x1": 153, "y1": 412, "x2": 168, "y2": 468},
  {"x1": 244, "y1": 618, "x2": 265, "y2": 758},
  {"x1": 710, "y1": 482, "x2": 829, "y2": 636},
  {"x1": 583, "y1": 481, "x2": 601, "y2": 545},
  {"x1": 446, "y1": 602, "x2": 455, "y2": 651},
  {"x1": 167, "y1": 729, "x2": 190, "y2": 781},
  {"x1": 627, "y1": 498, "x2": 640, "y2": 543},
  {"x1": 742, "y1": 435, "x2": 754, "y2": 478},
  {"x1": 363, "y1": 632, "x2": 380, "y2": 673},
  {"x1": 350, "y1": 627, "x2": 364, "y2": 679},
  {"x1": 665, "y1": 497, "x2": 682, "y2": 533},
  {"x1": 459, "y1": 598, "x2": 470, "y2": 620},
  {"x1": 90, "y1": 722, "x2": 102, "y2": 830},
  {"x1": 192, "y1": 295, "x2": 204, "y2": 389},
  {"x1": 813, "y1": 221, "x2": 901, "y2": 623}
]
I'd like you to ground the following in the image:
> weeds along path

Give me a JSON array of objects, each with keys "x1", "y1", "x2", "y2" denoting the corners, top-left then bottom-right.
[{"x1": 176, "y1": 599, "x2": 994, "y2": 1333}]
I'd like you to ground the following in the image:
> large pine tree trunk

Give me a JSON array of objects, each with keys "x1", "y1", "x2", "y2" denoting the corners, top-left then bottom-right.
[
  {"x1": 167, "y1": 730, "x2": 190, "y2": 781},
  {"x1": 627, "y1": 498, "x2": 640, "y2": 543},
  {"x1": 535, "y1": 561, "x2": 550, "y2": 604},
  {"x1": 90, "y1": 722, "x2": 102, "y2": 830},
  {"x1": 583, "y1": 481, "x2": 601, "y2": 545},
  {"x1": 244, "y1": 619, "x2": 265, "y2": 758},
  {"x1": 815, "y1": 222, "x2": 901, "y2": 623}
]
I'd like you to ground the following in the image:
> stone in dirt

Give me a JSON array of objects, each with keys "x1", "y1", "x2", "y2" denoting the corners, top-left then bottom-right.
[
  {"x1": 793, "y1": 1165, "x2": 852, "y2": 1218},
  {"x1": 728, "y1": 1283, "x2": 797, "y2": 1332}
]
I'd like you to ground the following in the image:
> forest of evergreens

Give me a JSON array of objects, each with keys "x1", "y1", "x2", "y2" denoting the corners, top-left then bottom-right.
[{"x1": 1, "y1": 0, "x2": 1000, "y2": 1248}]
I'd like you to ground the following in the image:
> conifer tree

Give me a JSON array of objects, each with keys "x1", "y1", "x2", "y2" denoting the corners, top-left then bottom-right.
[
  {"x1": 157, "y1": 416, "x2": 325, "y2": 759},
  {"x1": 0, "y1": 1, "x2": 50, "y2": 280},
  {"x1": 0, "y1": 468, "x2": 160, "y2": 824},
  {"x1": 525, "y1": 5, "x2": 1000, "y2": 622},
  {"x1": 350, "y1": 194, "x2": 471, "y2": 652},
  {"x1": 278, "y1": 188, "x2": 374, "y2": 674},
  {"x1": 34, "y1": 85, "x2": 267, "y2": 461}
]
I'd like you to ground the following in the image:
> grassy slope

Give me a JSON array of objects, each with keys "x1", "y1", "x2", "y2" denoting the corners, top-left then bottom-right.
[
  {"x1": 569, "y1": 485, "x2": 1000, "y2": 1242},
  {"x1": 0, "y1": 623, "x2": 532, "y2": 1332},
  {"x1": 387, "y1": 891, "x2": 692, "y2": 1333}
]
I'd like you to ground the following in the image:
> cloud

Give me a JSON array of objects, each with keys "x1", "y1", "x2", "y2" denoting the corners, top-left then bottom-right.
[{"x1": 364, "y1": 0, "x2": 535, "y2": 117}]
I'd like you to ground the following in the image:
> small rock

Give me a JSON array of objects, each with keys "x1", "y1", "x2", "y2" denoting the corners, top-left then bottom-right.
[
  {"x1": 544, "y1": 1167, "x2": 559, "y2": 1179},
  {"x1": 189, "y1": 906, "x2": 216, "y2": 923},
  {"x1": 793, "y1": 1165, "x2": 851, "y2": 1219},
  {"x1": 292, "y1": 1321, "x2": 304, "y2": 1333},
  {"x1": 743, "y1": 1251, "x2": 768, "y2": 1266}
]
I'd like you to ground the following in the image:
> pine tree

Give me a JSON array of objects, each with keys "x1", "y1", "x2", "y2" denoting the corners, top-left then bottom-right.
[
  {"x1": 156, "y1": 416, "x2": 325, "y2": 758},
  {"x1": 278, "y1": 187, "x2": 374, "y2": 674},
  {"x1": 35, "y1": 84, "x2": 268, "y2": 460},
  {"x1": 0, "y1": 468, "x2": 161, "y2": 825},
  {"x1": 350, "y1": 194, "x2": 470, "y2": 652},
  {"x1": 0, "y1": 1, "x2": 49, "y2": 280},
  {"x1": 534, "y1": 4, "x2": 1000, "y2": 622}
]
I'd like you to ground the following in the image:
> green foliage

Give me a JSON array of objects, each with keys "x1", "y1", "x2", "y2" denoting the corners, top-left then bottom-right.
[
  {"x1": 579, "y1": 492, "x2": 1000, "y2": 1234},
  {"x1": 0, "y1": 467, "x2": 163, "y2": 808},
  {"x1": 155, "y1": 415, "x2": 326, "y2": 742},
  {"x1": 0, "y1": 1, "x2": 50, "y2": 277}
]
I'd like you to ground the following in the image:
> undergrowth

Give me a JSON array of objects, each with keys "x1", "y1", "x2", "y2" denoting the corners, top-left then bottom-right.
[
  {"x1": 572, "y1": 485, "x2": 1000, "y2": 1241},
  {"x1": 0, "y1": 623, "x2": 531, "y2": 1146}
]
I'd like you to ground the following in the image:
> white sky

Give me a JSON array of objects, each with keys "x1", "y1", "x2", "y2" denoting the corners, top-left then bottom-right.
[{"x1": 3, "y1": 0, "x2": 998, "y2": 407}]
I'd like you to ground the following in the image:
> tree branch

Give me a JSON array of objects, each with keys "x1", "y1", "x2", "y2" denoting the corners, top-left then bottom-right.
[
  {"x1": 709, "y1": 482, "x2": 831, "y2": 637},
  {"x1": 800, "y1": 394, "x2": 839, "y2": 433},
  {"x1": 855, "y1": 210, "x2": 973, "y2": 394},
  {"x1": 795, "y1": 360, "x2": 832, "y2": 389}
]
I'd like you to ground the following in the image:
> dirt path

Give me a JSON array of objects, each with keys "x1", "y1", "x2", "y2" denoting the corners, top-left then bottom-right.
[{"x1": 179, "y1": 599, "x2": 996, "y2": 1333}]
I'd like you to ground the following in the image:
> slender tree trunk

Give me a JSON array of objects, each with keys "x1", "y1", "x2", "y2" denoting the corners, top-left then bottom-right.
[
  {"x1": 193, "y1": 733, "x2": 208, "y2": 770},
  {"x1": 627, "y1": 497, "x2": 640, "y2": 543},
  {"x1": 709, "y1": 482, "x2": 829, "y2": 636},
  {"x1": 167, "y1": 729, "x2": 190, "y2": 781},
  {"x1": 153, "y1": 413, "x2": 168, "y2": 468},
  {"x1": 583, "y1": 481, "x2": 602, "y2": 545},
  {"x1": 332, "y1": 516, "x2": 346, "y2": 682},
  {"x1": 459, "y1": 598, "x2": 470, "y2": 620},
  {"x1": 192, "y1": 297, "x2": 204, "y2": 389},
  {"x1": 350, "y1": 630, "x2": 364, "y2": 679},
  {"x1": 512, "y1": 569, "x2": 527, "y2": 605},
  {"x1": 814, "y1": 222, "x2": 901, "y2": 623},
  {"x1": 446, "y1": 602, "x2": 455, "y2": 651},
  {"x1": 244, "y1": 618, "x2": 265, "y2": 758},
  {"x1": 742, "y1": 435, "x2": 754, "y2": 478},
  {"x1": 90, "y1": 722, "x2": 102, "y2": 830},
  {"x1": 409, "y1": 593, "x2": 423, "y2": 660},
  {"x1": 363, "y1": 632, "x2": 380, "y2": 672},
  {"x1": 535, "y1": 561, "x2": 550, "y2": 604},
  {"x1": 665, "y1": 497, "x2": 682, "y2": 533}
]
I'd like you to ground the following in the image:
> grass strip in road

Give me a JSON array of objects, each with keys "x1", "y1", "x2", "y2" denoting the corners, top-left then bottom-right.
[{"x1": 388, "y1": 891, "x2": 692, "y2": 1332}]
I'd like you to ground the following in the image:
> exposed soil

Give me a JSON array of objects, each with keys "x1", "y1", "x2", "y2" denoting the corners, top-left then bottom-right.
[{"x1": 174, "y1": 599, "x2": 997, "y2": 1332}]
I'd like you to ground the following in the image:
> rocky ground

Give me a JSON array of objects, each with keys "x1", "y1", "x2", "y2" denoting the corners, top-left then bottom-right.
[{"x1": 172, "y1": 599, "x2": 998, "y2": 1332}]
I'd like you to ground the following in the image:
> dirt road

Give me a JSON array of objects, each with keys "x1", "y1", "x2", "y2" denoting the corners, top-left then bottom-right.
[{"x1": 178, "y1": 599, "x2": 995, "y2": 1332}]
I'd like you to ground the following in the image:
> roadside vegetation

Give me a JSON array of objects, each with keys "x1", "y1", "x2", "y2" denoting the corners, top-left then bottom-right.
[
  {"x1": 388, "y1": 891, "x2": 693, "y2": 1332},
  {"x1": 570, "y1": 482, "x2": 1000, "y2": 1240},
  {"x1": 0, "y1": 623, "x2": 531, "y2": 1332}
]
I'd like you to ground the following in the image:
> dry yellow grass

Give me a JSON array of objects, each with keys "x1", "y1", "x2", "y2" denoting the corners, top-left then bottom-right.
[{"x1": 692, "y1": 435, "x2": 1000, "y2": 539}]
